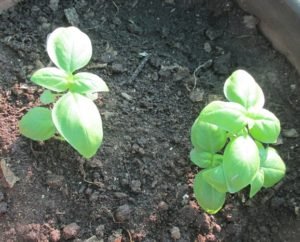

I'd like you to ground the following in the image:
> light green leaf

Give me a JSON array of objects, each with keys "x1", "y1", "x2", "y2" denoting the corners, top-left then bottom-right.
[
  {"x1": 191, "y1": 119, "x2": 227, "y2": 153},
  {"x1": 248, "y1": 108, "x2": 280, "y2": 143},
  {"x1": 223, "y1": 135, "x2": 260, "y2": 193},
  {"x1": 31, "y1": 67, "x2": 69, "y2": 92},
  {"x1": 261, "y1": 147, "x2": 286, "y2": 188},
  {"x1": 194, "y1": 172, "x2": 226, "y2": 214},
  {"x1": 224, "y1": 70, "x2": 265, "y2": 109},
  {"x1": 40, "y1": 90, "x2": 57, "y2": 104},
  {"x1": 19, "y1": 107, "x2": 56, "y2": 141},
  {"x1": 190, "y1": 149, "x2": 213, "y2": 168},
  {"x1": 47, "y1": 27, "x2": 92, "y2": 73},
  {"x1": 52, "y1": 92, "x2": 103, "y2": 158},
  {"x1": 70, "y1": 72, "x2": 109, "y2": 93},
  {"x1": 199, "y1": 101, "x2": 247, "y2": 134},
  {"x1": 202, "y1": 165, "x2": 228, "y2": 193},
  {"x1": 249, "y1": 169, "x2": 264, "y2": 198}
]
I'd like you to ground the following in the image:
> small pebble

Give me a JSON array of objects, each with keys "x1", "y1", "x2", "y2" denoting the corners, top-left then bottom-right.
[
  {"x1": 63, "y1": 223, "x2": 81, "y2": 240},
  {"x1": 282, "y1": 128, "x2": 299, "y2": 138},
  {"x1": 121, "y1": 92, "x2": 133, "y2": 101},
  {"x1": 204, "y1": 42, "x2": 212, "y2": 53},
  {"x1": 114, "y1": 204, "x2": 132, "y2": 222},
  {"x1": 130, "y1": 180, "x2": 142, "y2": 193},
  {"x1": 50, "y1": 229, "x2": 61, "y2": 242},
  {"x1": 158, "y1": 201, "x2": 169, "y2": 211},
  {"x1": 170, "y1": 226, "x2": 181, "y2": 240},
  {"x1": 95, "y1": 224, "x2": 105, "y2": 238},
  {"x1": 46, "y1": 174, "x2": 64, "y2": 188},
  {"x1": 111, "y1": 63, "x2": 126, "y2": 73}
]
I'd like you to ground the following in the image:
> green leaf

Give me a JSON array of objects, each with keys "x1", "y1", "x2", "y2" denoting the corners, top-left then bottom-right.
[
  {"x1": 224, "y1": 70, "x2": 265, "y2": 109},
  {"x1": 261, "y1": 147, "x2": 286, "y2": 188},
  {"x1": 191, "y1": 119, "x2": 227, "y2": 153},
  {"x1": 47, "y1": 27, "x2": 92, "y2": 73},
  {"x1": 70, "y1": 72, "x2": 109, "y2": 93},
  {"x1": 40, "y1": 90, "x2": 56, "y2": 104},
  {"x1": 52, "y1": 92, "x2": 103, "y2": 158},
  {"x1": 223, "y1": 135, "x2": 260, "y2": 193},
  {"x1": 31, "y1": 67, "x2": 69, "y2": 92},
  {"x1": 202, "y1": 165, "x2": 228, "y2": 193},
  {"x1": 194, "y1": 172, "x2": 226, "y2": 214},
  {"x1": 248, "y1": 108, "x2": 280, "y2": 143},
  {"x1": 249, "y1": 169, "x2": 264, "y2": 198},
  {"x1": 199, "y1": 101, "x2": 247, "y2": 134},
  {"x1": 19, "y1": 107, "x2": 56, "y2": 141},
  {"x1": 190, "y1": 149, "x2": 213, "y2": 168}
]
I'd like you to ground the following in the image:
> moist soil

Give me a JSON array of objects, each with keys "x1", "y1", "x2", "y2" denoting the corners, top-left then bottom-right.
[{"x1": 0, "y1": 0, "x2": 300, "y2": 241}]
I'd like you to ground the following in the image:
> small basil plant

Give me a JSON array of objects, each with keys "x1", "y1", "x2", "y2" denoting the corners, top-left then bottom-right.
[
  {"x1": 19, "y1": 27, "x2": 109, "y2": 158},
  {"x1": 190, "y1": 70, "x2": 286, "y2": 214}
]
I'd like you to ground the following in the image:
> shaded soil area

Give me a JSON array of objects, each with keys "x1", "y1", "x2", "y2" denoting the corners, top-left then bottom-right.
[{"x1": 0, "y1": 0, "x2": 300, "y2": 241}]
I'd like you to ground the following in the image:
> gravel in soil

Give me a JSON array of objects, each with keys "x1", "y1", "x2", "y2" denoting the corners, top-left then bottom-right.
[{"x1": 0, "y1": 0, "x2": 300, "y2": 241}]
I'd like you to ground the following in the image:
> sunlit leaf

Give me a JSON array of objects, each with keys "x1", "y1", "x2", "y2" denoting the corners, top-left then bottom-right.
[
  {"x1": 224, "y1": 70, "x2": 265, "y2": 109},
  {"x1": 70, "y1": 72, "x2": 109, "y2": 93},
  {"x1": 19, "y1": 107, "x2": 56, "y2": 141},
  {"x1": 194, "y1": 172, "x2": 226, "y2": 214},
  {"x1": 249, "y1": 169, "x2": 264, "y2": 198},
  {"x1": 261, "y1": 147, "x2": 286, "y2": 188},
  {"x1": 202, "y1": 165, "x2": 228, "y2": 193},
  {"x1": 52, "y1": 92, "x2": 103, "y2": 158},
  {"x1": 190, "y1": 149, "x2": 213, "y2": 168},
  {"x1": 31, "y1": 67, "x2": 69, "y2": 92},
  {"x1": 199, "y1": 101, "x2": 247, "y2": 134},
  {"x1": 248, "y1": 108, "x2": 280, "y2": 143},
  {"x1": 40, "y1": 90, "x2": 57, "y2": 104},
  {"x1": 191, "y1": 119, "x2": 227, "y2": 153},
  {"x1": 223, "y1": 135, "x2": 260, "y2": 193},
  {"x1": 47, "y1": 27, "x2": 92, "y2": 73}
]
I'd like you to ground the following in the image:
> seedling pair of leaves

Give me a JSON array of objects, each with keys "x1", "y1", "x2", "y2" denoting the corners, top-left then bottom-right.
[
  {"x1": 190, "y1": 70, "x2": 286, "y2": 214},
  {"x1": 19, "y1": 27, "x2": 109, "y2": 158}
]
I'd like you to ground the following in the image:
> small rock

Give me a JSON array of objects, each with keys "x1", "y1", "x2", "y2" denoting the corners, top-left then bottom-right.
[
  {"x1": 205, "y1": 29, "x2": 223, "y2": 41},
  {"x1": 64, "y1": 7, "x2": 80, "y2": 26},
  {"x1": 111, "y1": 63, "x2": 126, "y2": 73},
  {"x1": 295, "y1": 206, "x2": 300, "y2": 216},
  {"x1": 0, "y1": 191, "x2": 4, "y2": 201},
  {"x1": 158, "y1": 201, "x2": 169, "y2": 211},
  {"x1": 0, "y1": 159, "x2": 20, "y2": 188},
  {"x1": 204, "y1": 42, "x2": 212, "y2": 53},
  {"x1": 0, "y1": 202, "x2": 8, "y2": 215},
  {"x1": 95, "y1": 224, "x2": 105, "y2": 238},
  {"x1": 130, "y1": 180, "x2": 142, "y2": 193},
  {"x1": 50, "y1": 229, "x2": 61, "y2": 242},
  {"x1": 114, "y1": 204, "x2": 132, "y2": 222},
  {"x1": 63, "y1": 223, "x2": 80, "y2": 240},
  {"x1": 86, "y1": 158, "x2": 103, "y2": 168},
  {"x1": 282, "y1": 128, "x2": 299, "y2": 138},
  {"x1": 243, "y1": 15, "x2": 258, "y2": 29},
  {"x1": 108, "y1": 229, "x2": 122, "y2": 242},
  {"x1": 173, "y1": 66, "x2": 190, "y2": 81},
  {"x1": 189, "y1": 88, "x2": 205, "y2": 102},
  {"x1": 46, "y1": 174, "x2": 64, "y2": 188},
  {"x1": 100, "y1": 51, "x2": 118, "y2": 63},
  {"x1": 149, "y1": 56, "x2": 162, "y2": 69},
  {"x1": 114, "y1": 192, "x2": 128, "y2": 199},
  {"x1": 49, "y1": 0, "x2": 60, "y2": 11},
  {"x1": 170, "y1": 226, "x2": 181, "y2": 240},
  {"x1": 121, "y1": 92, "x2": 133, "y2": 101}
]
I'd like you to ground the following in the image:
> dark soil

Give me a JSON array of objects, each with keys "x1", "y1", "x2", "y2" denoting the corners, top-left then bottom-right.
[{"x1": 0, "y1": 0, "x2": 300, "y2": 241}]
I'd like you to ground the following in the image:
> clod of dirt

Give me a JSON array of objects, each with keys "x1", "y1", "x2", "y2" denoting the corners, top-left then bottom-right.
[
  {"x1": 111, "y1": 63, "x2": 126, "y2": 73},
  {"x1": 0, "y1": 159, "x2": 20, "y2": 188},
  {"x1": 243, "y1": 15, "x2": 258, "y2": 29},
  {"x1": 189, "y1": 88, "x2": 205, "y2": 102},
  {"x1": 204, "y1": 42, "x2": 212, "y2": 53},
  {"x1": 205, "y1": 28, "x2": 224, "y2": 41},
  {"x1": 114, "y1": 204, "x2": 132, "y2": 222},
  {"x1": 170, "y1": 226, "x2": 181, "y2": 240},
  {"x1": 49, "y1": 0, "x2": 59, "y2": 12},
  {"x1": 49, "y1": 229, "x2": 61, "y2": 242},
  {"x1": 64, "y1": 7, "x2": 80, "y2": 26},
  {"x1": 100, "y1": 51, "x2": 118, "y2": 63},
  {"x1": 108, "y1": 229, "x2": 122, "y2": 242},
  {"x1": 213, "y1": 53, "x2": 231, "y2": 75},
  {"x1": 63, "y1": 223, "x2": 81, "y2": 240},
  {"x1": 85, "y1": 235, "x2": 102, "y2": 242}
]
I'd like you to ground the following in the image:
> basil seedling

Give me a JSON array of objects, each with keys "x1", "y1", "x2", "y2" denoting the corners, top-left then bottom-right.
[
  {"x1": 191, "y1": 70, "x2": 286, "y2": 214},
  {"x1": 19, "y1": 27, "x2": 109, "y2": 158}
]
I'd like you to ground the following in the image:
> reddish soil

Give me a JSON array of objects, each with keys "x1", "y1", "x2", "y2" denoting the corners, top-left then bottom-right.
[{"x1": 0, "y1": 0, "x2": 300, "y2": 241}]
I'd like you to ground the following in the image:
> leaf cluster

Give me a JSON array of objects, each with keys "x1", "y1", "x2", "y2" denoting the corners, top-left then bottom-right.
[
  {"x1": 191, "y1": 70, "x2": 286, "y2": 214},
  {"x1": 19, "y1": 27, "x2": 108, "y2": 158}
]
